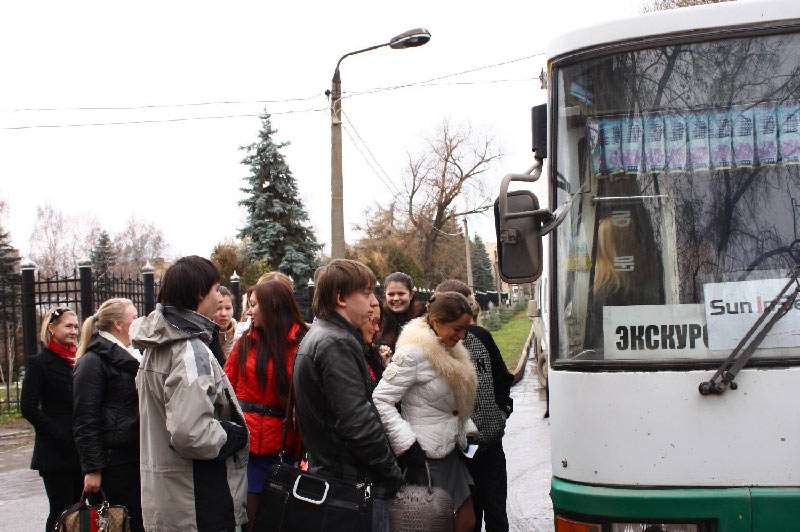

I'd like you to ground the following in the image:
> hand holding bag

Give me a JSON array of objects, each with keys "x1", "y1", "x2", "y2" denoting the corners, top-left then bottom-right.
[
  {"x1": 389, "y1": 462, "x2": 454, "y2": 532},
  {"x1": 251, "y1": 357, "x2": 372, "y2": 532},
  {"x1": 52, "y1": 490, "x2": 130, "y2": 532}
]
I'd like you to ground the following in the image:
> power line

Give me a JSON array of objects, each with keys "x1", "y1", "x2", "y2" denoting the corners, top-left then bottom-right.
[
  {"x1": 2, "y1": 52, "x2": 543, "y2": 116},
  {"x1": 344, "y1": 53, "x2": 544, "y2": 98},
  {"x1": 4, "y1": 93, "x2": 328, "y2": 113},
  {"x1": 341, "y1": 111, "x2": 404, "y2": 197},
  {"x1": 1, "y1": 106, "x2": 329, "y2": 130},
  {"x1": 341, "y1": 122, "x2": 400, "y2": 196}
]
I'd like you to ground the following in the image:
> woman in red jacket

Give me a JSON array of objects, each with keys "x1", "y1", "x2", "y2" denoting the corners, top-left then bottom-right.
[{"x1": 224, "y1": 280, "x2": 307, "y2": 531}]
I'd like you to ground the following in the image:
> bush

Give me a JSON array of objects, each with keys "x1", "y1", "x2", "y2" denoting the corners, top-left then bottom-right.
[
  {"x1": 482, "y1": 311, "x2": 503, "y2": 331},
  {"x1": 480, "y1": 304, "x2": 520, "y2": 331}
]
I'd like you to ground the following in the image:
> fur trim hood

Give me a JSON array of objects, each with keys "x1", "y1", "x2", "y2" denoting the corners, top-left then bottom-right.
[{"x1": 395, "y1": 316, "x2": 477, "y2": 423}]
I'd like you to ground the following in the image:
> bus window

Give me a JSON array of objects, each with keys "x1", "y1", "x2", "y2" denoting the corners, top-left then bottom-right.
[{"x1": 551, "y1": 30, "x2": 800, "y2": 364}]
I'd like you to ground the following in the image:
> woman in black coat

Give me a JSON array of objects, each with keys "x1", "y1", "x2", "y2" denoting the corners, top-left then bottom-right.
[
  {"x1": 20, "y1": 306, "x2": 83, "y2": 532},
  {"x1": 72, "y1": 298, "x2": 143, "y2": 532}
]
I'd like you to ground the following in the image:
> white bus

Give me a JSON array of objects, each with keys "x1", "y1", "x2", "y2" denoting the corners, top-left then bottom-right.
[{"x1": 496, "y1": 1, "x2": 800, "y2": 530}]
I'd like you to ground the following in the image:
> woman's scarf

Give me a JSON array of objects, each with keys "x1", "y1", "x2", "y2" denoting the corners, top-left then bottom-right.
[{"x1": 48, "y1": 338, "x2": 77, "y2": 367}]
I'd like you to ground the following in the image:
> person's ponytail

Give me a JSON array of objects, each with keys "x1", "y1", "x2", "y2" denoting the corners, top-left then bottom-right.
[{"x1": 76, "y1": 316, "x2": 97, "y2": 359}]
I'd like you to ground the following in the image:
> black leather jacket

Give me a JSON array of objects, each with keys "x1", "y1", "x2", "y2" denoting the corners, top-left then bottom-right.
[
  {"x1": 293, "y1": 313, "x2": 402, "y2": 498},
  {"x1": 72, "y1": 334, "x2": 140, "y2": 474}
]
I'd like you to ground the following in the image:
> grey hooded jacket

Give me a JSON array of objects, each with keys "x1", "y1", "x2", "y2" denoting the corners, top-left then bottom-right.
[{"x1": 131, "y1": 304, "x2": 248, "y2": 532}]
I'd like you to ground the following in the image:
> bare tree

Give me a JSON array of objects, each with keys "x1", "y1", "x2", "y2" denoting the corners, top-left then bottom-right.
[
  {"x1": 28, "y1": 204, "x2": 102, "y2": 275},
  {"x1": 114, "y1": 216, "x2": 168, "y2": 274},
  {"x1": 404, "y1": 121, "x2": 501, "y2": 285}
]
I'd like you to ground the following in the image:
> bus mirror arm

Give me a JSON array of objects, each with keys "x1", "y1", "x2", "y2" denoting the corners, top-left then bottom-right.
[
  {"x1": 498, "y1": 157, "x2": 573, "y2": 241},
  {"x1": 699, "y1": 265, "x2": 800, "y2": 396}
]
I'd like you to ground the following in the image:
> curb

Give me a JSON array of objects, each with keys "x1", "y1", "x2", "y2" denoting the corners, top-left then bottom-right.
[{"x1": 0, "y1": 430, "x2": 33, "y2": 441}]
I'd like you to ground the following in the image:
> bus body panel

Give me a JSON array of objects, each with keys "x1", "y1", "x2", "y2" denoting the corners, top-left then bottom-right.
[
  {"x1": 552, "y1": 477, "x2": 800, "y2": 531},
  {"x1": 546, "y1": 0, "x2": 800, "y2": 62},
  {"x1": 549, "y1": 367, "x2": 800, "y2": 487}
]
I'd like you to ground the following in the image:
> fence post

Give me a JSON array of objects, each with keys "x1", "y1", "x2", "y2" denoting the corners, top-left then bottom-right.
[
  {"x1": 303, "y1": 278, "x2": 315, "y2": 323},
  {"x1": 21, "y1": 260, "x2": 37, "y2": 360},
  {"x1": 78, "y1": 259, "x2": 94, "y2": 321},
  {"x1": 142, "y1": 261, "x2": 155, "y2": 315},
  {"x1": 230, "y1": 271, "x2": 241, "y2": 321}
]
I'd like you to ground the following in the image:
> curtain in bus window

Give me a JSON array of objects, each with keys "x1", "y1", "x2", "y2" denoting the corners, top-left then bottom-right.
[{"x1": 586, "y1": 102, "x2": 800, "y2": 178}]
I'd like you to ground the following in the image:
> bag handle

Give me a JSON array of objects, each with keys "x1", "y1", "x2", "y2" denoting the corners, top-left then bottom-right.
[
  {"x1": 278, "y1": 352, "x2": 297, "y2": 462},
  {"x1": 402, "y1": 461, "x2": 434, "y2": 494}
]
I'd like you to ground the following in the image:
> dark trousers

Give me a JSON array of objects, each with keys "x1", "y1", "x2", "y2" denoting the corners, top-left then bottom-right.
[
  {"x1": 85, "y1": 463, "x2": 143, "y2": 532},
  {"x1": 465, "y1": 440, "x2": 509, "y2": 532},
  {"x1": 101, "y1": 462, "x2": 144, "y2": 532},
  {"x1": 41, "y1": 471, "x2": 83, "y2": 532}
]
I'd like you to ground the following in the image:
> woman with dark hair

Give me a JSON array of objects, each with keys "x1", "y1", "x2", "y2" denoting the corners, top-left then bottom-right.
[
  {"x1": 20, "y1": 306, "x2": 83, "y2": 532},
  {"x1": 224, "y1": 280, "x2": 307, "y2": 531},
  {"x1": 373, "y1": 292, "x2": 479, "y2": 532},
  {"x1": 359, "y1": 303, "x2": 392, "y2": 393},
  {"x1": 378, "y1": 271, "x2": 425, "y2": 353}
]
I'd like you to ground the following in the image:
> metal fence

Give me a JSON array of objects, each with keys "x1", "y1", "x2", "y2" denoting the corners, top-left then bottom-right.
[{"x1": 1, "y1": 261, "x2": 163, "y2": 414}]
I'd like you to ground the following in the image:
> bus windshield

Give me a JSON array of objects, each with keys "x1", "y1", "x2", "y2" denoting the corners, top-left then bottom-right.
[{"x1": 552, "y1": 29, "x2": 800, "y2": 363}]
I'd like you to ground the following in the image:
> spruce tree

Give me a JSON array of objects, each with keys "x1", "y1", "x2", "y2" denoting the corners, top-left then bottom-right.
[
  {"x1": 0, "y1": 227, "x2": 20, "y2": 290},
  {"x1": 239, "y1": 113, "x2": 321, "y2": 284},
  {"x1": 91, "y1": 230, "x2": 117, "y2": 278},
  {"x1": 471, "y1": 234, "x2": 495, "y2": 292}
]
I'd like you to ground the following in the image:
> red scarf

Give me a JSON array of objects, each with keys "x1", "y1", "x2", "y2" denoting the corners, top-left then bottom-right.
[{"x1": 48, "y1": 339, "x2": 77, "y2": 367}]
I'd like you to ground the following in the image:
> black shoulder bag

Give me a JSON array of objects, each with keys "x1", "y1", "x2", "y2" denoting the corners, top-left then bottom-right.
[{"x1": 252, "y1": 352, "x2": 372, "y2": 532}]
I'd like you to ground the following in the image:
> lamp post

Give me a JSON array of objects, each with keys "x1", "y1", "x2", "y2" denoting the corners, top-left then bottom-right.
[{"x1": 329, "y1": 28, "x2": 431, "y2": 259}]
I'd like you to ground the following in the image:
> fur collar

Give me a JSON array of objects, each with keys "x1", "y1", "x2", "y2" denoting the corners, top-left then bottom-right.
[{"x1": 396, "y1": 317, "x2": 477, "y2": 423}]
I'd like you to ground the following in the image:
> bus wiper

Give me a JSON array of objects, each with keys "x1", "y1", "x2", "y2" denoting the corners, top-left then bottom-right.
[{"x1": 699, "y1": 265, "x2": 800, "y2": 396}]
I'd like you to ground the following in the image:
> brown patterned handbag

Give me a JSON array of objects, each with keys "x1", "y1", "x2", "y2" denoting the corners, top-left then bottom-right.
[{"x1": 52, "y1": 490, "x2": 130, "y2": 532}]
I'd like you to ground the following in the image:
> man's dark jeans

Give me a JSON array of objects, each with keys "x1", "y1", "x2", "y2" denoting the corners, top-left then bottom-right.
[{"x1": 465, "y1": 440, "x2": 509, "y2": 532}]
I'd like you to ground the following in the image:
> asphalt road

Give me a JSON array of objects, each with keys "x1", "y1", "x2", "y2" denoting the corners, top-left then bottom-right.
[{"x1": 0, "y1": 363, "x2": 553, "y2": 532}]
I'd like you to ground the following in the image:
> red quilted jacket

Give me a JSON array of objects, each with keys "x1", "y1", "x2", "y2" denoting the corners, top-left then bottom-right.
[{"x1": 224, "y1": 323, "x2": 302, "y2": 458}]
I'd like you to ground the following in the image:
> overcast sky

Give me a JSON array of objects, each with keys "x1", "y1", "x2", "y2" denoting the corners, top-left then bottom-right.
[{"x1": 0, "y1": 0, "x2": 641, "y2": 266}]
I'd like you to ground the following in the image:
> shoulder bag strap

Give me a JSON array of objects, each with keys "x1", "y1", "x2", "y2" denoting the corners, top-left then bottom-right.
[{"x1": 278, "y1": 348, "x2": 297, "y2": 462}]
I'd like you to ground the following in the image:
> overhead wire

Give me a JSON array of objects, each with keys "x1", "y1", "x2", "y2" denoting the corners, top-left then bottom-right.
[
  {"x1": 2, "y1": 52, "x2": 544, "y2": 120},
  {"x1": 341, "y1": 122, "x2": 399, "y2": 195},
  {"x1": 4, "y1": 93, "x2": 329, "y2": 113},
  {"x1": 341, "y1": 110, "x2": 404, "y2": 197},
  {"x1": 343, "y1": 53, "x2": 544, "y2": 99},
  {"x1": 1, "y1": 106, "x2": 329, "y2": 130}
]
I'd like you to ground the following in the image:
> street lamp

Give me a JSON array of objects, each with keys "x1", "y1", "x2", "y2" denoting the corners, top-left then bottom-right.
[{"x1": 329, "y1": 28, "x2": 431, "y2": 259}]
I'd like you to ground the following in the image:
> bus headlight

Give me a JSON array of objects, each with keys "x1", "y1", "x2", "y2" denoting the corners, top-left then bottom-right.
[
  {"x1": 555, "y1": 516, "x2": 602, "y2": 532},
  {"x1": 611, "y1": 524, "x2": 699, "y2": 532}
]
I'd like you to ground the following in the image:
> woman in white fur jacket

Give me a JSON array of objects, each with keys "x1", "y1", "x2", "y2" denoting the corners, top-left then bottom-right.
[{"x1": 373, "y1": 291, "x2": 478, "y2": 532}]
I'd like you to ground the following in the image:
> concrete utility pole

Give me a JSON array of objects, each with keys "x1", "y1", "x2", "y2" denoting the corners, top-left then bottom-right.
[
  {"x1": 463, "y1": 217, "x2": 473, "y2": 291},
  {"x1": 330, "y1": 73, "x2": 344, "y2": 260},
  {"x1": 329, "y1": 28, "x2": 431, "y2": 259}
]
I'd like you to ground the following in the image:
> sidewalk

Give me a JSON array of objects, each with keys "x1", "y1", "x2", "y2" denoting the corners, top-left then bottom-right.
[
  {"x1": 0, "y1": 369, "x2": 553, "y2": 531},
  {"x1": 504, "y1": 362, "x2": 553, "y2": 531}
]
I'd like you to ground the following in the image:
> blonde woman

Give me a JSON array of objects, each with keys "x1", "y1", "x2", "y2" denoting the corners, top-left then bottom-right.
[
  {"x1": 20, "y1": 306, "x2": 82, "y2": 532},
  {"x1": 214, "y1": 285, "x2": 238, "y2": 357},
  {"x1": 72, "y1": 298, "x2": 143, "y2": 531}
]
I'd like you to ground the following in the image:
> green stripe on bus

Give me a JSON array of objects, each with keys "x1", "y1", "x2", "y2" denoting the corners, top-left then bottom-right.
[{"x1": 552, "y1": 478, "x2": 800, "y2": 531}]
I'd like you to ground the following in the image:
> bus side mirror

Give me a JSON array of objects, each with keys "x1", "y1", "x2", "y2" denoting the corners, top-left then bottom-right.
[{"x1": 494, "y1": 190, "x2": 544, "y2": 283}]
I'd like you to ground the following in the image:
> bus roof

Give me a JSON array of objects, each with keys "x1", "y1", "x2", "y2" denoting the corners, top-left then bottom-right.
[{"x1": 546, "y1": 0, "x2": 800, "y2": 61}]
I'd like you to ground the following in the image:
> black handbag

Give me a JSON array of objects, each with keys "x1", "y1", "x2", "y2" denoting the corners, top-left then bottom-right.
[{"x1": 251, "y1": 358, "x2": 372, "y2": 532}]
